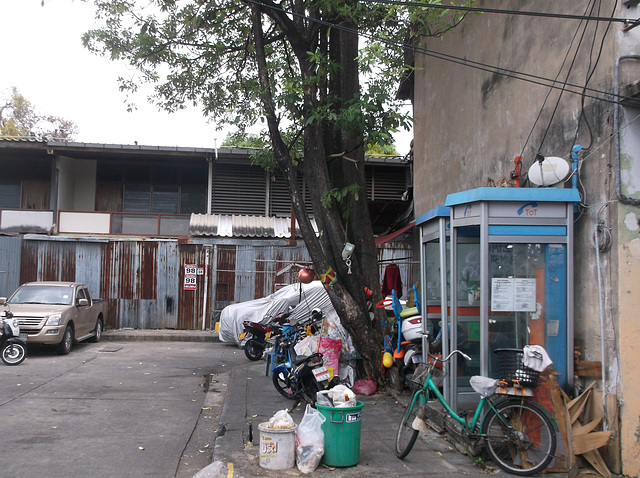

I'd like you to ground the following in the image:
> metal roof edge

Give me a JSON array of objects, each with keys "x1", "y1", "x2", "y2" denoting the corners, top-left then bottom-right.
[
  {"x1": 415, "y1": 206, "x2": 450, "y2": 226},
  {"x1": 445, "y1": 187, "x2": 581, "y2": 206}
]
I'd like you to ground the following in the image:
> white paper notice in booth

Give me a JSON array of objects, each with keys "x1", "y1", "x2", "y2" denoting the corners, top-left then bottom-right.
[
  {"x1": 491, "y1": 278, "x2": 514, "y2": 311},
  {"x1": 491, "y1": 278, "x2": 536, "y2": 312},
  {"x1": 514, "y1": 278, "x2": 536, "y2": 312}
]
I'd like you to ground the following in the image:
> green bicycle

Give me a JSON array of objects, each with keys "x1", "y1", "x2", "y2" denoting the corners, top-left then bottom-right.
[{"x1": 396, "y1": 347, "x2": 557, "y2": 476}]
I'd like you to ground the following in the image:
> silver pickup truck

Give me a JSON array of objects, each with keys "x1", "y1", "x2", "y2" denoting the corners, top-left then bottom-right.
[{"x1": 0, "y1": 282, "x2": 107, "y2": 355}]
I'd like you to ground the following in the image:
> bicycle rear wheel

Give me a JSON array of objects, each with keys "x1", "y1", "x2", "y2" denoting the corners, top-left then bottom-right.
[
  {"x1": 396, "y1": 391, "x2": 424, "y2": 459},
  {"x1": 482, "y1": 400, "x2": 556, "y2": 476}
]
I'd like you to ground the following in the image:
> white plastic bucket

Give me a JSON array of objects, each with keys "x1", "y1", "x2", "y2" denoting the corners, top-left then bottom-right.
[{"x1": 258, "y1": 422, "x2": 297, "y2": 470}]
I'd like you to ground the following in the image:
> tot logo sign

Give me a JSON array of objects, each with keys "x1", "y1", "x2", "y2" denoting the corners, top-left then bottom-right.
[
  {"x1": 184, "y1": 264, "x2": 197, "y2": 290},
  {"x1": 517, "y1": 202, "x2": 539, "y2": 216}
]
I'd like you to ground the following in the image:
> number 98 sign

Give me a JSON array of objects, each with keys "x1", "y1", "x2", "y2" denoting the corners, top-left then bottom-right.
[{"x1": 184, "y1": 264, "x2": 197, "y2": 290}]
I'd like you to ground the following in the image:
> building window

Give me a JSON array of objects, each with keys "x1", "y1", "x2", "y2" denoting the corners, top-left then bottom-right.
[
  {"x1": 98, "y1": 161, "x2": 207, "y2": 214},
  {"x1": 0, "y1": 180, "x2": 21, "y2": 209}
]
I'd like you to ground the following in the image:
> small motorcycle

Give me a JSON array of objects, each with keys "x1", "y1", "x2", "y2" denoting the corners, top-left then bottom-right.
[
  {"x1": 240, "y1": 308, "x2": 324, "y2": 361},
  {"x1": 271, "y1": 330, "x2": 339, "y2": 404},
  {"x1": 1, "y1": 309, "x2": 27, "y2": 366},
  {"x1": 240, "y1": 311, "x2": 293, "y2": 361}
]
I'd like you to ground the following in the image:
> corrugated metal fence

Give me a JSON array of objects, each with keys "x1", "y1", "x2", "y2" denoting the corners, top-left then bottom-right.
[{"x1": 0, "y1": 235, "x2": 414, "y2": 330}]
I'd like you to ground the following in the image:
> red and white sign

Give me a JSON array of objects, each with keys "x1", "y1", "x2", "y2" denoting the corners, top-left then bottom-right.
[{"x1": 184, "y1": 264, "x2": 197, "y2": 290}]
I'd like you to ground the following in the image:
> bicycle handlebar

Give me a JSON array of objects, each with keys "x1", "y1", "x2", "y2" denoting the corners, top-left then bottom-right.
[{"x1": 429, "y1": 349, "x2": 472, "y2": 364}]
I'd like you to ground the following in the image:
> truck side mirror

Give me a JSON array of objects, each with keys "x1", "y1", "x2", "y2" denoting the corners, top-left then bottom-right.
[
  {"x1": 0, "y1": 298, "x2": 6, "y2": 306},
  {"x1": 78, "y1": 298, "x2": 89, "y2": 306}
]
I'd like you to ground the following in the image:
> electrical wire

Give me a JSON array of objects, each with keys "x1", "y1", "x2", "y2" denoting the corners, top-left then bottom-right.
[
  {"x1": 536, "y1": 1, "x2": 598, "y2": 155},
  {"x1": 573, "y1": 0, "x2": 618, "y2": 151},
  {"x1": 362, "y1": 0, "x2": 637, "y2": 25},
  {"x1": 245, "y1": 0, "x2": 638, "y2": 107},
  {"x1": 520, "y1": 1, "x2": 595, "y2": 159}
]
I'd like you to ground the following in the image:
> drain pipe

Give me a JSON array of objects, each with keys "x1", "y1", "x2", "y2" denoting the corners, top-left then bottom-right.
[
  {"x1": 614, "y1": 55, "x2": 640, "y2": 206},
  {"x1": 571, "y1": 145, "x2": 582, "y2": 215}
]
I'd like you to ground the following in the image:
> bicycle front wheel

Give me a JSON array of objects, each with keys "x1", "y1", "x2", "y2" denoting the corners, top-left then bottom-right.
[
  {"x1": 396, "y1": 392, "x2": 424, "y2": 459},
  {"x1": 482, "y1": 400, "x2": 556, "y2": 476}
]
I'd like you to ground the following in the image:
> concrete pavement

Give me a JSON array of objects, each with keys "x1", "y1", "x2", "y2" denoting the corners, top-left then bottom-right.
[{"x1": 103, "y1": 329, "x2": 566, "y2": 478}]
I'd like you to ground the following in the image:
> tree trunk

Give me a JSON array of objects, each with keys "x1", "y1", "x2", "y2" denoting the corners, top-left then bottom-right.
[{"x1": 252, "y1": 2, "x2": 384, "y2": 382}]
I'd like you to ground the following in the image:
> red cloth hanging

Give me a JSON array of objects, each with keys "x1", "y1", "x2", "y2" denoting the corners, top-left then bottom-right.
[{"x1": 381, "y1": 263, "x2": 402, "y2": 297}]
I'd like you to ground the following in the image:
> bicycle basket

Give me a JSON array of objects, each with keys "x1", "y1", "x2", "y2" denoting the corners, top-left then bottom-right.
[
  {"x1": 495, "y1": 348, "x2": 540, "y2": 388},
  {"x1": 410, "y1": 361, "x2": 446, "y2": 387}
]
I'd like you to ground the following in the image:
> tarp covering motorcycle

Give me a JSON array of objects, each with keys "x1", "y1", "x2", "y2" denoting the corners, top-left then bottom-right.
[{"x1": 218, "y1": 281, "x2": 334, "y2": 345}]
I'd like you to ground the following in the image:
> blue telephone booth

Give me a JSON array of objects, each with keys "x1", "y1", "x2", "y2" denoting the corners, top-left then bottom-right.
[{"x1": 432, "y1": 187, "x2": 580, "y2": 411}]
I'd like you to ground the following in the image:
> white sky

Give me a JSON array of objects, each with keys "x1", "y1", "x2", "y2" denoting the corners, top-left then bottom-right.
[{"x1": 0, "y1": 0, "x2": 412, "y2": 152}]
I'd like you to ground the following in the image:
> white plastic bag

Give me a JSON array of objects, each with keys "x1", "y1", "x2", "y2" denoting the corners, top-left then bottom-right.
[
  {"x1": 268, "y1": 409, "x2": 294, "y2": 429},
  {"x1": 295, "y1": 404, "x2": 326, "y2": 473},
  {"x1": 328, "y1": 384, "x2": 357, "y2": 407}
]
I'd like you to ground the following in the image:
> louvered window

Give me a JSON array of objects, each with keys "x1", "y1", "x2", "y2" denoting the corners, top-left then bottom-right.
[
  {"x1": 269, "y1": 172, "x2": 313, "y2": 217},
  {"x1": 0, "y1": 180, "x2": 21, "y2": 208},
  {"x1": 366, "y1": 165, "x2": 408, "y2": 201},
  {"x1": 113, "y1": 162, "x2": 207, "y2": 214},
  {"x1": 212, "y1": 163, "x2": 266, "y2": 215}
]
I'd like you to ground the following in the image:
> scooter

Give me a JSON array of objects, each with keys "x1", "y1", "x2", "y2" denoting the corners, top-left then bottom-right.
[
  {"x1": 241, "y1": 307, "x2": 324, "y2": 361},
  {"x1": 271, "y1": 311, "x2": 340, "y2": 403},
  {"x1": 1, "y1": 309, "x2": 27, "y2": 366},
  {"x1": 271, "y1": 332, "x2": 340, "y2": 404},
  {"x1": 240, "y1": 311, "x2": 292, "y2": 361}
]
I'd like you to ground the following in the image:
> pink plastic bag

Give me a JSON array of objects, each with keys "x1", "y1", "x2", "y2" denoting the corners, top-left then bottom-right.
[
  {"x1": 318, "y1": 337, "x2": 341, "y2": 377},
  {"x1": 353, "y1": 377, "x2": 378, "y2": 395}
]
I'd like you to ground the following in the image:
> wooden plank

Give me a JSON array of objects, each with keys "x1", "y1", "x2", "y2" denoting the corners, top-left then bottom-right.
[
  {"x1": 575, "y1": 360, "x2": 602, "y2": 378},
  {"x1": 587, "y1": 389, "x2": 604, "y2": 425},
  {"x1": 601, "y1": 393, "x2": 621, "y2": 474},
  {"x1": 569, "y1": 389, "x2": 592, "y2": 425},
  {"x1": 582, "y1": 450, "x2": 612, "y2": 478},
  {"x1": 547, "y1": 375, "x2": 573, "y2": 467},
  {"x1": 573, "y1": 417, "x2": 603, "y2": 436},
  {"x1": 567, "y1": 382, "x2": 596, "y2": 425},
  {"x1": 566, "y1": 381, "x2": 596, "y2": 410},
  {"x1": 572, "y1": 431, "x2": 612, "y2": 455}
]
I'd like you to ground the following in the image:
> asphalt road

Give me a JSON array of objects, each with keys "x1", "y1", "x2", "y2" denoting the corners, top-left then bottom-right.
[{"x1": 0, "y1": 339, "x2": 244, "y2": 478}]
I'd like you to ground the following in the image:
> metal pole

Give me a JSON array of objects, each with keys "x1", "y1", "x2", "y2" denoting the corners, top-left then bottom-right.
[{"x1": 202, "y1": 246, "x2": 211, "y2": 330}]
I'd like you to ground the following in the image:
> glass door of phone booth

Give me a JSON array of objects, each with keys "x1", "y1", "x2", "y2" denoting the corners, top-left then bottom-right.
[{"x1": 420, "y1": 188, "x2": 579, "y2": 412}]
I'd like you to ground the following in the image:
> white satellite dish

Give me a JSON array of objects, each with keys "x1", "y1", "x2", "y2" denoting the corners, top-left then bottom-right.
[{"x1": 527, "y1": 156, "x2": 571, "y2": 186}]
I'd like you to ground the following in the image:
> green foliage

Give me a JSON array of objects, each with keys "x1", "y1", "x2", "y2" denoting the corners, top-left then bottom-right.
[
  {"x1": 221, "y1": 132, "x2": 266, "y2": 149},
  {"x1": 321, "y1": 184, "x2": 362, "y2": 220},
  {"x1": 366, "y1": 142, "x2": 398, "y2": 156},
  {"x1": 84, "y1": 0, "x2": 471, "y2": 147},
  {"x1": 0, "y1": 87, "x2": 78, "y2": 141}
]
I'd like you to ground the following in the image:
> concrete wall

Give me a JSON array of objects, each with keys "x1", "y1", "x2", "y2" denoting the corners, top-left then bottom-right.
[{"x1": 412, "y1": 1, "x2": 640, "y2": 473}]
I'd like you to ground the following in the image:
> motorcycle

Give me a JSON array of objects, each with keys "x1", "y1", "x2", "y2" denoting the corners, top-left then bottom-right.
[
  {"x1": 240, "y1": 311, "x2": 292, "y2": 361},
  {"x1": 271, "y1": 310, "x2": 339, "y2": 403},
  {"x1": 240, "y1": 307, "x2": 324, "y2": 361},
  {"x1": 1, "y1": 309, "x2": 27, "y2": 366}
]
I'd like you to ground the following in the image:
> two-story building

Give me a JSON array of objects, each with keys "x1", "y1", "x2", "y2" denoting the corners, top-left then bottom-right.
[{"x1": 0, "y1": 138, "x2": 415, "y2": 330}]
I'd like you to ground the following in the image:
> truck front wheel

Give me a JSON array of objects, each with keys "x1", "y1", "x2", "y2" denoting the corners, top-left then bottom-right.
[{"x1": 57, "y1": 325, "x2": 73, "y2": 355}]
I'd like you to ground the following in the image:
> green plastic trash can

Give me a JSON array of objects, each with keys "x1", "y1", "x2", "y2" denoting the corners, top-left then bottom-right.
[{"x1": 316, "y1": 401, "x2": 364, "y2": 467}]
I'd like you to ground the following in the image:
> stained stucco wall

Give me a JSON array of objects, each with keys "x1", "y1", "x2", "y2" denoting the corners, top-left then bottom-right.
[{"x1": 412, "y1": 1, "x2": 640, "y2": 473}]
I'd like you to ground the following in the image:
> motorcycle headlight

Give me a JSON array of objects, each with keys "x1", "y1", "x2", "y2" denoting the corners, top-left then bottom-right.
[
  {"x1": 46, "y1": 314, "x2": 63, "y2": 326},
  {"x1": 12, "y1": 319, "x2": 19, "y2": 328}
]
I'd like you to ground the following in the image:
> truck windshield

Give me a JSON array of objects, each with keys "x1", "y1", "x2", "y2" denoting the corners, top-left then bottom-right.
[{"x1": 9, "y1": 286, "x2": 73, "y2": 305}]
